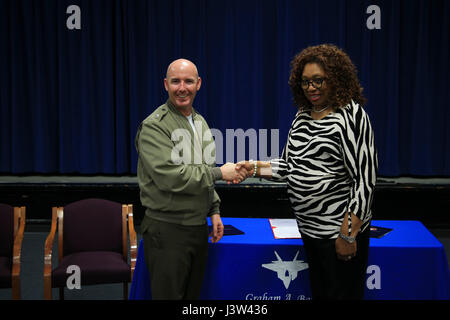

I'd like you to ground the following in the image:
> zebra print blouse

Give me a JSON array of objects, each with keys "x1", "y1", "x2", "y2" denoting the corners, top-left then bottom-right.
[{"x1": 271, "y1": 100, "x2": 378, "y2": 239}]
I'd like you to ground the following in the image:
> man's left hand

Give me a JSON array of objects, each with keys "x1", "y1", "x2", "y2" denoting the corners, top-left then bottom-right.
[{"x1": 210, "y1": 214, "x2": 224, "y2": 243}]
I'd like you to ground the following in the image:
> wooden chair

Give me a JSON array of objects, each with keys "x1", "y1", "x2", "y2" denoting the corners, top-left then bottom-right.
[
  {"x1": 0, "y1": 204, "x2": 26, "y2": 300},
  {"x1": 43, "y1": 198, "x2": 137, "y2": 300}
]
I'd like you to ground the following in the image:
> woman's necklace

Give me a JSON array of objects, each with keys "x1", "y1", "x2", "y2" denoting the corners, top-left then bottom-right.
[{"x1": 312, "y1": 105, "x2": 330, "y2": 113}]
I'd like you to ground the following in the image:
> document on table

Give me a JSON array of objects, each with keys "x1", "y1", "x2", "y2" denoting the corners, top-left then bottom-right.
[
  {"x1": 370, "y1": 226, "x2": 393, "y2": 238},
  {"x1": 269, "y1": 219, "x2": 301, "y2": 239},
  {"x1": 208, "y1": 224, "x2": 245, "y2": 236}
]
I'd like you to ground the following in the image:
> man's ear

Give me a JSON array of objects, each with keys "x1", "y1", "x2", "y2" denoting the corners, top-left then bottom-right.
[
  {"x1": 164, "y1": 78, "x2": 169, "y2": 91},
  {"x1": 196, "y1": 77, "x2": 202, "y2": 91}
]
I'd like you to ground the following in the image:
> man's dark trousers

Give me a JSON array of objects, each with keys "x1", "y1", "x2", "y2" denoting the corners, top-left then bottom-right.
[{"x1": 141, "y1": 216, "x2": 209, "y2": 300}]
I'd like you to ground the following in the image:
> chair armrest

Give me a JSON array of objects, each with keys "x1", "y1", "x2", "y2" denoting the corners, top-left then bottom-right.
[
  {"x1": 44, "y1": 207, "x2": 62, "y2": 300},
  {"x1": 12, "y1": 207, "x2": 26, "y2": 277},
  {"x1": 127, "y1": 204, "x2": 137, "y2": 281},
  {"x1": 44, "y1": 207, "x2": 59, "y2": 277}
]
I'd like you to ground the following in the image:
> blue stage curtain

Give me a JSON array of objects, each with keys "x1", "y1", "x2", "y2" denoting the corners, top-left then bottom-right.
[{"x1": 0, "y1": 0, "x2": 449, "y2": 175}]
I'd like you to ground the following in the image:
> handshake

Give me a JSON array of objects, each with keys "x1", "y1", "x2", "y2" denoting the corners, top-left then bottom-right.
[{"x1": 219, "y1": 161, "x2": 256, "y2": 184}]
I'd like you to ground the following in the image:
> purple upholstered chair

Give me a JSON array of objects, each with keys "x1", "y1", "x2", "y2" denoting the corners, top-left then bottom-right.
[
  {"x1": 43, "y1": 198, "x2": 137, "y2": 300},
  {"x1": 0, "y1": 204, "x2": 26, "y2": 300}
]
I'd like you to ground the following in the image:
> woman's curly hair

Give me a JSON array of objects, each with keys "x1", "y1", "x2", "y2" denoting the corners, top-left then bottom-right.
[{"x1": 288, "y1": 44, "x2": 366, "y2": 111}]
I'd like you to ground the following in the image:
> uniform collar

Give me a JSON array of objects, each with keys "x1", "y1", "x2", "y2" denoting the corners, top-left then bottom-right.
[{"x1": 166, "y1": 99, "x2": 197, "y2": 118}]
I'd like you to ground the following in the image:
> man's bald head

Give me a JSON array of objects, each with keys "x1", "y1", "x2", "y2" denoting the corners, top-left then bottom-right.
[{"x1": 166, "y1": 59, "x2": 199, "y2": 79}]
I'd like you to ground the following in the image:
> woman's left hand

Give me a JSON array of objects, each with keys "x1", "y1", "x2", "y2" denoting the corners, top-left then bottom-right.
[{"x1": 335, "y1": 236, "x2": 357, "y2": 261}]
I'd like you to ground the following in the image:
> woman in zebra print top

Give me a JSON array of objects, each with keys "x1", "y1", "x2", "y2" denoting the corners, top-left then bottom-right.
[{"x1": 238, "y1": 44, "x2": 378, "y2": 299}]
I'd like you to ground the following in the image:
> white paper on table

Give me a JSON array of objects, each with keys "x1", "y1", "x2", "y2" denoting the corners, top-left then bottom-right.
[{"x1": 269, "y1": 219, "x2": 301, "y2": 239}]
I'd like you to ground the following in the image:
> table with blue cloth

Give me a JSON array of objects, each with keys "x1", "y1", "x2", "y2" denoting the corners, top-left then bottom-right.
[{"x1": 129, "y1": 218, "x2": 450, "y2": 300}]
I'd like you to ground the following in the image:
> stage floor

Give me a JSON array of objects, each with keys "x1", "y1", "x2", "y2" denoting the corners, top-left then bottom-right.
[
  {"x1": 1, "y1": 175, "x2": 450, "y2": 185},
  {"x1": 1, "y1": 175, "x2": 450, "y2": 229}
]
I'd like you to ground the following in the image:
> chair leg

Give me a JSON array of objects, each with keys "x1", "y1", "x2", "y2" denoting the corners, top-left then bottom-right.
[
  {"x1": 123, "y1": 282, "x2": 128, "y2": 300},
  {"x1": 12, "y1": 278, "x2": 21, "y2": 300},
  {"x1": 44, "y1": 276, "x2": 52, "y2": 300},
  {"x1": 59, "y1": 287, "x2": 64, "y2": 300}
]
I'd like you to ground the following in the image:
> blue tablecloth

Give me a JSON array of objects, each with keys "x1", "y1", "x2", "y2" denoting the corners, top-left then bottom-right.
[{"x1": 129, "y1": 218, "x2": 450, "y2": 300}]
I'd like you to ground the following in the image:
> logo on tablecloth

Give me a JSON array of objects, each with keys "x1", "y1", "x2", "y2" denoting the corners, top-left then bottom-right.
[{"x1": 262, "y1": 251, "x2": 309, "y2": 289}]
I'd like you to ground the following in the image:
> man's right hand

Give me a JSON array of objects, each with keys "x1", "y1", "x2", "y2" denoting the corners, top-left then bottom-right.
[
  {"x1": 236, "y1": 161, "x2": 255, "y2": 177},
  {"x1": 220, "y1": 162, "x2": 248, "y2": 184}
]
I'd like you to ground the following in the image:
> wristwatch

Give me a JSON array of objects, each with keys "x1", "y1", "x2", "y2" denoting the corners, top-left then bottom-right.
[{"x1": 339, "y1": 232, "x2": 356, "y2": 244}]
